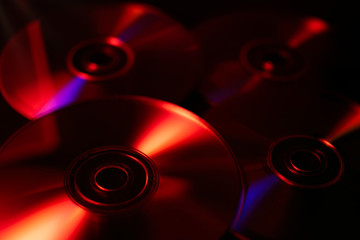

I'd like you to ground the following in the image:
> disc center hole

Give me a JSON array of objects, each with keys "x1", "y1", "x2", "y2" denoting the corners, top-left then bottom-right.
[
  {"x1": 289, "y1": 150, "x2": 322, "y2": 173},
  {"x1": 95, "y1": 166, "x2": 129, "y2": 191},
  {"x1": 263, "y1": 51, "x2": 289, "y2": 68}
]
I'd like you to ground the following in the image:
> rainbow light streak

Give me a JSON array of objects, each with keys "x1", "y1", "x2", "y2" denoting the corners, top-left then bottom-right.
[
  {"x1": 0, "y1": 197, "x2": 86, "y2": 240},
  {"x1": 117, "y1": 13, "x2": 156, "y2": 42},
  {"x1": 232, "y1": 175, "x2": 278, "y2": 230},
  {"x1": 288, "y1": 17, "x2": 329, "y2": 48},
  {"x1": 111, "y1": 4, "x2": 146, "y2": 36},
  {"x1": 36, "y1": 77, "x2": 86, "y2": 118}
]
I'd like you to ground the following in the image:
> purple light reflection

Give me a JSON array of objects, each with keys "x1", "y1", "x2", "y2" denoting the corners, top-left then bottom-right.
[{"x1": 36, "y1": 77, "x2": 85, "y2": 118}]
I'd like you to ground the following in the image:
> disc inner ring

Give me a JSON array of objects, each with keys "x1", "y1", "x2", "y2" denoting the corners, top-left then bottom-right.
[
  {"x1": 289, "y1": 150, "x2": 323, "y2": 174},
  {"x1": 67, "y1": 37, "x2": 135, "y2": 81},
  {"x1": 267, "y1": 135, "x2": 343, "y2": 188},
  {"x1": 94, "y1": 165, "x2": 130, "y2": 191},
  {"x1": 65, "y1": 146, "x2": 158, "y2": 213}
]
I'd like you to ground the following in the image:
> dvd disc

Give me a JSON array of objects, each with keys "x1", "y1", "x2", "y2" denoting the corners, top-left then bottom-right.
[
  {"x1": 0, "y1": 96, "x2": 242, "y2": 240},
  {"x1": 0, "y1": 3, "x2": 202, "y2": 119},
  {"x1": 204, "y1": 84, "x2": 360, "y2": 239},
  {"x1": 194, "y1": 10, "x2": 334, "y2": 105}
]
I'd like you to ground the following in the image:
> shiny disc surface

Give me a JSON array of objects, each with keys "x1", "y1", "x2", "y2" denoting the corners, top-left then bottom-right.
[
  {"x1": 194, "y1": 10, "x2": 334, "y2": 105},
  {"x1": 0, "y1": 3, "x2": 202, "y2": 119},
  {"x1": 204, "y1": 84, "x2": 360, "y2": 239},
  {"x1": 0, "y1": 96, "x2": 242, "y2": 240}
]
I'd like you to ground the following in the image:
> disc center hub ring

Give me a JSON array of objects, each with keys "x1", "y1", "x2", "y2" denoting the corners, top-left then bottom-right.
[
  {"x1": 240, "y1": 40, "x2": 306, "y2": 81},
  {"x1": 268, "y1": 135, "x2": 343, "y2": 188},
  {"x1": 288, "y1": 149, "x2": 326, "y2": 175},
  {"x1": 94, "y1": 165, "x2": 130, "y2": 191},
  {"x1": 65, "y1": 146, "x2": 158, "y2": 213},
  {"x1": 67, "y1": 37, "x2": 135, "y2": 81}
]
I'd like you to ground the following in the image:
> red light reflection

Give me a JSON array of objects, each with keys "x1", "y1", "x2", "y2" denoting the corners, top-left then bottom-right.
[
  {"x1": 327, "y1": 105, "x2": 360, "y2": 141},
  {"x1": 288, "y1": 17, "x2": 329, "y2": 48},
  {"x1": 1, "y1": 20, "x2": 85, "y2": 118},
  {"x1": 153, "y1": 176, "x2": 190, "y2": 200},
  {"x1": 238, "y1": 73, "x2": 263, "y2": 94},
  {"x1": 135, "y1": 102, "x2": 204, "y2": 158},
  {"x1": 113, "y1": 4, "x2": 146, "y2": 38},
  {"x1": 262, "y1": 61, "x2": 274, "y2": 72},
  {"x1": 0, "y1": 196, "x2": 86, "y2": 240},
  {"x1": 25, "y1": 20, "x2": 57, "y2": 117},
  {"x1": 151, "y1": 177, "x2": 226, "y2": 229}
]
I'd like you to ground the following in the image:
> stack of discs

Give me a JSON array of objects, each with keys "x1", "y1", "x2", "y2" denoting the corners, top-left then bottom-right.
[
  {"x1": 0, "y1": 3, "x2": 247, "y2": 240},
  {"x1": 194, "y1": 10, "x2": 334, "y2": 105},
  {"x1": 0, "y1": 2, "x2": 355, "y2": 240}
]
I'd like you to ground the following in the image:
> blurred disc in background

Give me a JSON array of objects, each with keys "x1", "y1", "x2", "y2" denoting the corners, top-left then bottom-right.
[
  {"x1": 0, "y1": 96, "x2": 242, "y2": 240},
  {"x1": 194, "y1": 10, "x2": 334, "y2": 105},
  {"x1": 0, "y1": 3, "x2": 202, "y2": 119},
  {"x1": 204, "y1": 84, "x2": 360, "y2": 239}
]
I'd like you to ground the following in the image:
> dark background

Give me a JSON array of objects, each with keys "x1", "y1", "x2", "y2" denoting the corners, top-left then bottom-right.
[
  {"x1": 0, "y1": 1, "x2": 358, "y2": 239},
  {"x1": 0, "y1": 0, "x2": 358, "y2": 142},
  {"x1": 0, "y1": 0, "x2": 357, "y2": 97}
]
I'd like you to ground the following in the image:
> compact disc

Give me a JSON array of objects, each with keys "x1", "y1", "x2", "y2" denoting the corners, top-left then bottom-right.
[
  {"x1": 194, "y1": 10, "x2": 334, "y2": 105},
  {"x1": 0, "y1": 3, "x2": 202, "y2": 119},
  {"x1": 204, "y1": 84, "x2": 360, "y2": 239},
  {"x1": 0, "y1": 96, "x2": 242, "y2": 240}
]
